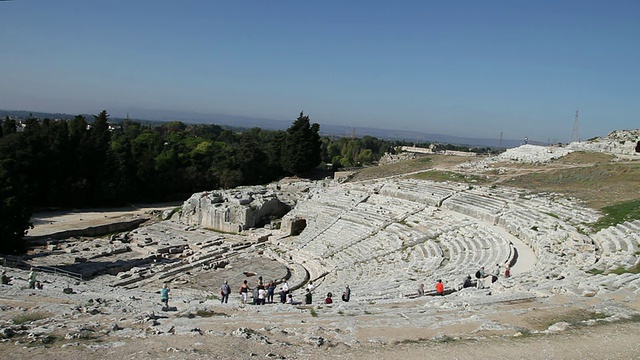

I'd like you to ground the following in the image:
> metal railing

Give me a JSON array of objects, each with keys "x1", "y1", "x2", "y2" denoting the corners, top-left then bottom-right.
[{"x1": 1, "y1": 256, "x2": 83, "y2": 281}]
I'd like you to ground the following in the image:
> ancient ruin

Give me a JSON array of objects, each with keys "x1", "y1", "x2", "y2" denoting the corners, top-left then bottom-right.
[{"x1": 1, "y1": 129, "x2": 639, "y2": 358}]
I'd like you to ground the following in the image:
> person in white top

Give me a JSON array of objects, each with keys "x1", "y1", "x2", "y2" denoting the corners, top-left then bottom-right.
[
  {"x1": 281, "y1": 278, "x2": 289, "y2": 294},
  {"x1": 307, "y1": 280, "x2": 315, "y2": 292}
]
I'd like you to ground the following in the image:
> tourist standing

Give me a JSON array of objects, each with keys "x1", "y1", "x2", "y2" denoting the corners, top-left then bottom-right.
[
  {"x1": 240, "y1": 280, "x2": 251, "y2": 303},
  {"x1": 417, "y1": 283, "x2": 425, "y2": 296},
  {"x1": 504, "y1": 266, "x2": 511, "y2": 278},
  {"x1": 220, "y1": 280, "x2": 231, "y2": 304},
  {"x1": 28, "y1": 267, "x2": 37, "y2": 289},
  {"x1": 281, "y1": 278, "x2": 289, "y2": 294},
  {"x1": 267, "y1": 280, "x2": 276, "y2": 303},
  {"x1": 476, "y1": 267, "x2": 486, "y2": 289},
  {"x1": 492, "y1": 264, "x2": 500, "y2": 283},
  {"x1": 341, "y1": 285, "x2": 351, "y2": 302},
  {"x1": 307, "y1": 280, "x2": 315, "y2": 292},
  {"x1": 160, "y1": 284, "x2": 170, "y2": 309},
  {"x1": 305, "y1": 289, "x2": 313, "y2": 304}
]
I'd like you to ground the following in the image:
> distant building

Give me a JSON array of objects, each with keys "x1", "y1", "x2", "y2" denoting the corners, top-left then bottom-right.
[{"x1": 400, "y1": 146, "x2": 433, "y2": 154}]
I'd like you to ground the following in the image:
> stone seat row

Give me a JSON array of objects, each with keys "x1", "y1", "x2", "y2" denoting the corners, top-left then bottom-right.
[
  {"x1": 324, "y1": 222, "x2": 432, "y2": 267},
  {"x1": 375, "y1": 179, "x2": 459, "y2": 206},
  {"x1": 590, "y1": 223, "x2": 640, "y2": 270},
  {"x1": 588, "y1": 272, "x2": 640, "y2": 294},
  {"x1": 361, "y1": 192, "x2": 427, "y2": 218},
  {"x1": 299, "y1": 219, "x2": 373, "y2": 256},
  {"x1": 437, "y1": 232, "x2": 510, "y2": 273},
  {"x1": 593, "y1": 227, "x2": 637, "y2": 254},
  {"x1": 505, "y1": 194, "x2": 600, "y2": 225},
  {"x1": 307, "y1": 188, "x2": 369, "y2": 209},
  {"x1": 319, "y1": 229, "x2": 511, "y2": 299}
]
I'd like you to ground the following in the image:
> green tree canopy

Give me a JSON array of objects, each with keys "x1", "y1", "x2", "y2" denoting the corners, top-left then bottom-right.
[{"x1": 281, "y1": 112, "x2": 322, "y2": 176}]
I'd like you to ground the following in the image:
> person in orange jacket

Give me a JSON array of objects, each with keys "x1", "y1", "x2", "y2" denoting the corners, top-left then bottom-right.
[{"x1": 435, "y1": 279, "x2": 444, "y2": 296}]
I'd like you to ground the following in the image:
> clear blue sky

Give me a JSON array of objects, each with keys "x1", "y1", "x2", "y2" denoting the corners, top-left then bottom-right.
[{"x1": 1, "y1": 1, "x2": 638, "y2": 142}]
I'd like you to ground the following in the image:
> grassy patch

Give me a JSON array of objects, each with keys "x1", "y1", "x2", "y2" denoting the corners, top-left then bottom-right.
[
  {"x1": 183, "y1": 309, "x2": 226, "y2": 318},
  {"x1": 589, "y1": 199, "x2": 640, "y2": 231},
  {"x1": 12, "y1": 311, "x2": 51, "y2": 325},
  {"x1": 394, "y1": 338, "x2": 429, "y2": 345},
  {"x1": 609, "y1": 264, "x2": 640, "y2": 275},
  {"x1": 501, "y1": 162, "x2": 640, "y2": 209},
  {"x1": 586, "y1": 268, "x2": 605, "y2": 275},
  {"x1": 534, "y1": 309, "x2": 608, "y2": 329},
  {"x1": 587, "y1": 264, "x2": 640, "y2": 276},
  {"x1": 543, "y1": 212, "x2": 559, "y2": 219},
  {"x1": 554, "y1": 151, "x2": 615, "y2": 164},
  {"x1": 348, "y1": 155, "x2": 472, "y2": 182},
  {"x1": 435, "y1": 335, "x2": 456, "y2": 343},
  {"x1": 163, "y1": 206, "x2": 182, "y2": 219},
  {"x1": 295, "y1": 306, "x2": 319, "y2": 317}
]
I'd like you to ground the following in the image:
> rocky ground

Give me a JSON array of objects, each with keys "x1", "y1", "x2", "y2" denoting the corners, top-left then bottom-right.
[{"x1": 2, "y1": 201, "x2": 639, "y2": 359}]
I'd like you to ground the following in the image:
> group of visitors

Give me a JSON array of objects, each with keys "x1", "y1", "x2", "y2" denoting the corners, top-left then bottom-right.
[
  {"x1": 474, "y1": 264, "x2": 511, "y2": 289},
  {"x1": 216, "y1": 277, "x2": 352, "y2": 306},
  {"x1": 229, "y1": 277, "x2": 290, "y2": 305},
  {"x1": 160, "y1": 277, "x2": 355, "y2": 307},
  {"x1": 415, "y1": 263, "x2": 513, "y2": 296}
]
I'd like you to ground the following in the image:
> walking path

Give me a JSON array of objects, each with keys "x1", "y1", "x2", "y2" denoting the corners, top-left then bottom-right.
[{"x1": 485, "y1": 222, "x2": 537, "y2": 275}]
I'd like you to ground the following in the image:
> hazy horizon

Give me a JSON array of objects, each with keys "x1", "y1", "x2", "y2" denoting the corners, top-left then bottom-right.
[{"x1": 2, "y1": 1, "x2": 638, "y2": 143}]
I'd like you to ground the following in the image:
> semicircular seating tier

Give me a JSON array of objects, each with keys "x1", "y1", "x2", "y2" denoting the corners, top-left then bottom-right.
[{"x1": 278, "y1": 178, "x2": 640, "y2": 299}]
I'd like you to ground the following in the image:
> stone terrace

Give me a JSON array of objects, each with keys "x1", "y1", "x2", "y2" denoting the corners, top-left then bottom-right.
[{"x1": 277, "y1": 177, "x2": 640, "y2": 300}]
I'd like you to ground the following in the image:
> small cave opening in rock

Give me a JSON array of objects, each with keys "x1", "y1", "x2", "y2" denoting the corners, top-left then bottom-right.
[
  {"x1": 290, "y1": 218, "x2": 307, "y2": 236},
  {"x1": 635, "y1": 141, "x2": 640, "y2": 153}
]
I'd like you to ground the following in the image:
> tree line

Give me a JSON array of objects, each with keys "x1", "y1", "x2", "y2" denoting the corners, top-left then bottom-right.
[
  {"x1": 0, "y1": 111, "x2": 395, "y2": 254},
  {"x1": 0, "y1": 109, "x2": 495, "y2": 254}
]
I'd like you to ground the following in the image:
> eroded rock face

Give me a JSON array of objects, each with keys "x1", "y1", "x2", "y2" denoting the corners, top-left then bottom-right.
[{"x1": 178, "y1": 187, "x2": 292, "y2": 233}]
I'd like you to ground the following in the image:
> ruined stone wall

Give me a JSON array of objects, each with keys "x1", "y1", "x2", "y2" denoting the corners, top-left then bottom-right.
[
  {"x1": 378, "y1": 152, "x2": 417, "y2": 165},
  {"x1": 178, "y1": 187, "x2": 291, "y2": 233}
]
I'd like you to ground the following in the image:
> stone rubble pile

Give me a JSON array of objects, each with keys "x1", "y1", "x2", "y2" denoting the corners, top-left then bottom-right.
[{"x1": 566, "y1": 129, "x2": 640, "y2": 156}]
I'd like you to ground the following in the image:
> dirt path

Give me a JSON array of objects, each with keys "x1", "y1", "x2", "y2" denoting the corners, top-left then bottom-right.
[
  {"x1": 2, "y1": 320, "x2": 639, "y2": 359},
  {"x1": 27, "y1": 203, "x2": 180, "y2": 238}
]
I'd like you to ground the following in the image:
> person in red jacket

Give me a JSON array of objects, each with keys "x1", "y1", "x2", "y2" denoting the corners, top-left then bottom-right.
[{"x1": 435, "y1": 279, "x2": 444, "y2": 296}]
